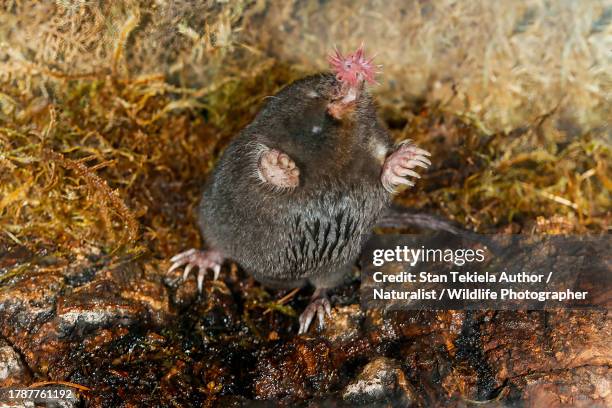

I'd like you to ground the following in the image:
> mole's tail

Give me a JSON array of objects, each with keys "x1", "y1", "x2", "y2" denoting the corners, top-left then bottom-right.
[
  {"x1": 377, "y1": 206, "x2": 467, "y2": 235},
  {"x1": 377, "y1": 206, "x2": 499, "y2": 251},
  {"x1": 378, "y1": 205, "x2": 476, "y2": 233}
]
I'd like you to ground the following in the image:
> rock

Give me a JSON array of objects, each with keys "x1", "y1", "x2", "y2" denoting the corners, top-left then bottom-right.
[
  {"x1": 254, "y1": 337, "x2": 338, "y2": 401},
  {"x1": 56, "y1": 264, "x2": 171, "y2": 333},
  {"x1": 320, "y1": 304, "x2": 363, "y2": 343},
  {"x1": 0, "y1": 256, "x2": 609, "y2": 406},
  {"x1": 0, "y1": 394, "x2": 78, "y2": 408},
  {"x1": 481, "y1": 311, "x2": 611, "y2": 381},
  {"x1": 0, "y1": 340, "x2": 30, "y2": 387},
  {"x1": 0, "y1": 402, "x2": 35, "y2": 408},
  {"x1": 0, "y1": 261, "x2": 173, "y2": 379},
  {"x1": 343, "y1": 357, "x2": 418, "y2": 406},
  {"x1": 522, "y1": 366, "x2": 611, "y2": 407},
  {"x1": 365, "y1": 310, "x2": 464, "y2": 346},
  {"x1": 0, "y1": 272, "x2": 64, "y2": 338}
]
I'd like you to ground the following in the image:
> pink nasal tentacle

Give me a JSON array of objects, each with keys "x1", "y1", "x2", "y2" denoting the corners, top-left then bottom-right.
[{"x1": 328, "y1": 44, "x2": 381, "y2": 87}]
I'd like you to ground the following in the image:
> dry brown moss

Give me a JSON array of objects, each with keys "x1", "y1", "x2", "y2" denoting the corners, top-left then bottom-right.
[
  {"x1": 0, "y1": 1, "x2": 610, "y2": 273},
  {"x1": 0, "y1": 64, "x2": 295, "y2": 258},
  {"x1": 247, "y1": 0, "x2": 611, "y2": 133},
  {"x1": 393, "y1": 106, "x2": 610, "y2": 232}
]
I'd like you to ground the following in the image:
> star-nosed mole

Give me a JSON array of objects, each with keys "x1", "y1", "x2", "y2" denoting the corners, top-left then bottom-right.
[{"x1": 169, "y1": 45, "x2": 432, "y2": 334}]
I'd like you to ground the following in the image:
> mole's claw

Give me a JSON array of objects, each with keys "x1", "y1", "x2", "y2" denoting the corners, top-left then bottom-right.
[
  {"x1": 299, "y1": 312, "x2": 314, "y2": 335},
  {"x1": 405, "y1": 159, "x2": 429, "y2": 169},
  {"x1": 168, "y1": 261, "x2": 182, "y2": 273},
  {"x1": 381, "y1": 141, "x2": 431, "y2": 193},
  {"x1": 389, "y1": 174, "x2": 415, "y2": 187},
  {"x1": 212, "y1": 264, "x2": 221, "y2": 280},
  {"x1": 183, "y1": 263, "x2": 194, "y2": 281},
  {"x1": 197, "y1": 270, "x2": 205, "y2": 293},
  {"x1": 170, "y1": 248, "x2": 195, "y2": 263},
  {"x1": 420, "y1": 155, "x2": 433, "y2": 164},
  {"x1": 317, "y1": 307, "x2": 325, "y2": 330},
  {"x1": 298, "y1": 296, "x2": 332, "y2": 334},
  {"x1": 167, "y1": 249, "x2": 225, "y2": 291},
  {"x1": 411, "y1": 155, "x2": 432, "y2": 166},
  {"x1": 412, "y1": 147, "x2": 432, "y2": 156},
  {"x1": 396, "y1": 168, "x2": 421, "y2": 179}
]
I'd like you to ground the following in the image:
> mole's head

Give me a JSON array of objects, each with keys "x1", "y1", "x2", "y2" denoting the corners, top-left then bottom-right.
[
  {"x1": 253, "y1": 45, "x2": 382, "y2": 157},
  {"x1": 327, "y1": 44, "x2": 380, "y2": 119}
]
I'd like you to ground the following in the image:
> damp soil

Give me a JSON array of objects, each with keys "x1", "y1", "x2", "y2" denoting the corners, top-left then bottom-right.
[{"x1": 0, "y1": 244, "x2": 609, "y2": 407}]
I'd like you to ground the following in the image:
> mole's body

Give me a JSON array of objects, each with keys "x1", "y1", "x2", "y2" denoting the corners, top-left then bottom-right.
[
  {"x1": 200, "y1": 74, "x2": 389, "y2": 290},
  {"x1": 169, "y1": 47, "x2": 431, "y2": 333}
]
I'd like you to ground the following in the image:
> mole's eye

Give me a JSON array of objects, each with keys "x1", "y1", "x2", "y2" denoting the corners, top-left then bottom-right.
[{"x1": 306, "y1": 90, "x2": 319, "y2": 99}]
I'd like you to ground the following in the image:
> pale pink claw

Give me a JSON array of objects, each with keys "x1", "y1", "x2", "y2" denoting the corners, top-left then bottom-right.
[
  {"x1": 168, "y1": 249, "x2": 224, "y2": 292},
  {"x1": 381, "y1": 141, "x2": 431, "y2": 194},
  {"x1": 298, "y1": 296, "x2": 332, "y2": 334}
]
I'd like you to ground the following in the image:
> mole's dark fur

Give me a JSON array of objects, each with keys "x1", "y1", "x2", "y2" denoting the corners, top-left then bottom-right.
[
  {"x1": 199, "y1": 74, "x2": 390, "y2": 289},
  {"x1": 169, "y1": 61, "x2": 432, "y2": 333}
]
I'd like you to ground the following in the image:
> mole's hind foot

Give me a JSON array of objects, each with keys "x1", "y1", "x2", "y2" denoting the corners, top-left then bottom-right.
[
  {"x1": 298, "y1": 292, "x2": 332, "y2": 334},
  {"x1": 381, "y1": 141, "x2": 431, "y2": 194},
  {"x1": 167, "y1": 249, "x2": 224, "y2": 292}
]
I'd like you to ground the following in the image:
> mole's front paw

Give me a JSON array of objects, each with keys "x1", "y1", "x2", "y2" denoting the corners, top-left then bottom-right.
[
  {"x1": 167, "y1": 249, "x2": 224, "y2": 292},
  {"x1": 258, "y1": 148, "x2": 300, "y2": 189},
  {"x1": 381, "y1": 141, "x2": 431, "y2": 194},
  {"x1": 298, "y1": 296, "x2": 332, "y2": 334}
]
